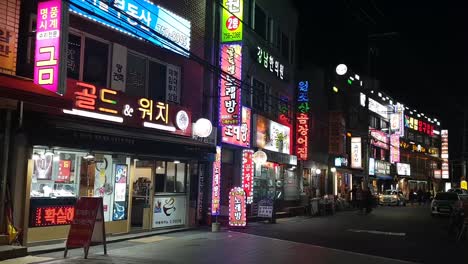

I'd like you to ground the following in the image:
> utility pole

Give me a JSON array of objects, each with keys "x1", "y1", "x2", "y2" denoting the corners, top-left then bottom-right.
[{"x1": 462, "y1": 109, "x2": 466, "y2": 180}]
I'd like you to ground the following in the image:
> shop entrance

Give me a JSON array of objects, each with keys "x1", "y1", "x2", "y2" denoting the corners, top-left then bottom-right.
[{"x1": 131, "y1": 160, "x2": 155, "y2": 230}]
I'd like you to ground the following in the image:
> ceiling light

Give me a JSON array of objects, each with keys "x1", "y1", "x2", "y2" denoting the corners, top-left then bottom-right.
[
  {"x1": 84, "y1": 153, "x2": 95, "y2": 160},
  {"x1": 174, "y1": 160, "x2": 181, "y2": 164},
  {"x1": 32, "y1": 152, "x2": 40, "y2": 160}
]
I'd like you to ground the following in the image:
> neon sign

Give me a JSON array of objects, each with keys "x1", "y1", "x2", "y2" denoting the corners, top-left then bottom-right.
[
  {"x1": 211, "y1": 146, "x2": 221, "y2": 215},
  {"x1": 219, "y1": 43, "x2": 242, "y2": 126},
  {"x1": 351, "y1": 137, "x2": 362, "y2": 169},
  {"x1": 69, "y1": 0, "x2": 191, "y2": 57},
  {"x1": 222, "y1": 106, "x2": 251, "y2": 147},
  {"x1": 370, "y1": 129, "x2": 389, "y2": 150},
  {"x1": 229, "y1": 187, "x2": 246, "y2": 227},
  {"x1": 257, "y1": 46, "x2": 284, "y2": 80},
  {"x1": 241, "y1": 149, "x2": 254, "y2": 204},
  {"x1": 64, "y1": 80, "x2": 192, "y2": 136},
  {"x1": 34, "y1": 0, "x2": 64, "y2": 94},
  {"x1": 296, "y1": 81, "x2": 309, "y2": 160},
  {"x1": 390, "y1": 134, "x2": 400, "y2": 163},
  {"x1": 31, "y1": 205, "x2": 75, "y2": 227},
  {"x1": 404, "y1": 116, "x2": 434, "y2": 136},
  {"x1": 441, "y1": 130, "x2": 449, "y2": 179},
  {"x1": 221, "y1": 0, "x2": 243, "y2": 42}
]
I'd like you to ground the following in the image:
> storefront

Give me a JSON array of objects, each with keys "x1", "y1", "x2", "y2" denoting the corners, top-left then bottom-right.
[
  {"x1": 372, "y1": 160, "x2": 393, "y2": 194},
  {"x1": 15, "y1": 79, "x2": 214, "y2": 244}
]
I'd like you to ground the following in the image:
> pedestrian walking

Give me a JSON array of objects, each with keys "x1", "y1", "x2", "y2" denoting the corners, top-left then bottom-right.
[
  {"x1": 356, "y1": 185, "x2": 363, "y2": 214},
  {"x1": 417, "y1": 189, "x2": 424, "y2": 205},
  {"x1": 409, "y1": 189, "x2": 414, "y2": 205},
  {"x1": 351, "y1": 186, "x2": 357, "y2": 208}
]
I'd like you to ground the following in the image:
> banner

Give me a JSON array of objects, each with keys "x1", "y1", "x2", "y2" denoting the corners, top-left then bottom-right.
[
  {"x1": 296, "y1": 81, "x2": 310, "y2": 160},
  {"x1": 211, "y1": 146, "x2": 221, "y2": 215},
  {"x1": 110, "y1": 43, "x2": 127, "y2": 91},
  {"x1": 219, "y1": 43, "x2": 242, "y2": 126},
  {"x1": 390, "y1": 134, "x2": 400, "y2": 163},
  {"x1": 229, "y1": 187, "x2": 246, "y2": 227},
  {"x1": 351, "y1": 137, "x2": 362, "y2": 169},
  {"x1": 241, "y1": 149, "x2": 254, "y2": 203}
]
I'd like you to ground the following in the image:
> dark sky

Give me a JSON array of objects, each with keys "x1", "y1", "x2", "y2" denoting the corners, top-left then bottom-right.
[{"x1": 295, "y1": 0, "x2": 468, "y2": 160}]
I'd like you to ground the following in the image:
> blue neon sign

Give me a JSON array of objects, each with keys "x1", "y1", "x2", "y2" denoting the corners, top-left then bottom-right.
[{"x1": 69, "y1": 0, "x2": 191, "y2": 57}]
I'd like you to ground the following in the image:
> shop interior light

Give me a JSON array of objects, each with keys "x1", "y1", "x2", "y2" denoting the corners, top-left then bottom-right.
[
  {"x1": 173, "y1": 160, "x2": 180, "y2": 164},
  {"x1": 84, "y1": 153, "x2": 95, "y2": 160},
  {"x1": 315, "y1": 169, "x2": 321, "y2": 174},
  {"x1": 32, "y1": 152, "x2": 40, "y2": 160},
  {"x1": 331, "y1": 167, "x2": 337, "y2": 173},
  {"x1": 193, "y1": 118, "x2": 213, "y2": 138}
]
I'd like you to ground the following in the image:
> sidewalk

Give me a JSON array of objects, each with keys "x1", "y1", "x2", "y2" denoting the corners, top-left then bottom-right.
[{"x1": 3, "y1": 229, "x2": 419, "y2": 264}]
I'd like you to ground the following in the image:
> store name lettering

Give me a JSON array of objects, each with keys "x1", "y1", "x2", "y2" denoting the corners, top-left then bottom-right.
[
  {"x1": 257, "y1": 46, "x2": 284, "y2": 80},
  {"x1": 404, "y1": 116, "x2": 434, "y2": 136}
]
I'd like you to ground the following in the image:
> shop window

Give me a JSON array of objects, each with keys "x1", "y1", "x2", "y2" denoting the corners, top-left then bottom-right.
[
  {"x1": 148, "y1": 60, "x2": 167, "y2": 101},
  {"x1": 254, "y1": 4, "x2": 267, "y2": 39},
  {"x1": 83, "y1": 37, "x2": 109, "y2": 87},
  {"x1": 126, "y1": 52, "x2": 147, "y2": 98},
  {"x1": 154, "y1": 161, "x2": 187, "y2": 193},
  {"x1": 252, "y1": 78, "x2": 266, "y2": 112},
  {"x1": 370, "y1": 115, "x2": 378, "y2": 129}
]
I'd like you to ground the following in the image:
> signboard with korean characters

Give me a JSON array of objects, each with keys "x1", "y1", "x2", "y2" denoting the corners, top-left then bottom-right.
[
  {"x1": 351, "y1": 137, "x2": 362, "y2": 169},
  {"x1": 0, "y1": 0, "x2": 20, "y2": 76},
  {"x1": 110, "y1": 43, "x2": 127, "y2": 91},
  {"x1": 404, "y1": 115, "x2": 434, "y2": 136},
  {"x1": 221, "y1": 0, "x2": 243, "y2": 42},
  {"x1": 229, "y1": 187, "x2": 246, "y2": 227},
  {"x1": 390, "y1": 134, "x2": 400, "y2": 164},
  {"x1": 375, "y1": 160, "x2": 391, "y2": 175},
  {"x1": 69, "y1": 0, "x2": 191, "y2": 57},
  {"x1": 296, "y1": 81, "x2": 310, "y2": 160},
  {"x1": 219, "y1": 43, "x2": 242, "y2": 126},
  {"x1": 396, "y1": 163, "x2": 411, "y2": 176},
  {"x1": 256, "y1": 46, "x2": 285, "y2": 80},
  {"x1": 370, "y1": 128, "x2": 389, "y2": 150},
  {"x1": 30, "y1": 205, "x2": 75, "y2": 227},
  {"x1": 222, "y1": 106, "x2": 251, "y2": 147},
  {"x1": 255, "y1": 115, "x2": 291, "y2": 154},
  {"x1": 152, "y1": 196, "x2": 186, "y2": 228},
  {"x1": 34, "y1": 0, "x2": 68, "y2": 94},
  {"x1": 241, "y1": 149, "x2": 254, "y2": 204},
  {"x1": 63, "y1": 80, "x2": 192, "y2": 137},
  {"x1": 211, "y1": 146, "x2": 222, "y2": 215},
  {"x1": 368, "y1": 98, "x2": 389, "y2": 119}
]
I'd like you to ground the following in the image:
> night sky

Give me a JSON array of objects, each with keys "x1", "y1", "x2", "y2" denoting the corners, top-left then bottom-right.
[{"x1": 295, "y1": 0, "x2": 468, "y2": 162}]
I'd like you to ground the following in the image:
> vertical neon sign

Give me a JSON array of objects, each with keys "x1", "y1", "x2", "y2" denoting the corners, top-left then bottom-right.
[
  {"x1": 219, "y1": 43, "x2": 242, "y2": 126},
  {"x1": 390, "y1": 134, "x2": 400, "y2": 164},
  {"x1": 34, "y1": 0, "x2": 64, "y2": 94},
  {"x1": 241, "y1": 149, "x2": 254, "y2": 204},
  {"x1": 211, "y1": 146, "x2": 222, "y2": 215},
  {"x1": 441, "y1": 130, "x2": 449, "y2": 179},
  {"x1": 296, "y1": 81, "x2": 310, "y2": 160}
]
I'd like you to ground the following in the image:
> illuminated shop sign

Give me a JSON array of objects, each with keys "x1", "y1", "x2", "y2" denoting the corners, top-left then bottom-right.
[
  {"x1": 370, "y1": 129, "x2": 389, "y2": 150},
  {"x1": 404, "y1": 116, "x2": 434, "y2": 136},
  {"x1": 34, "y1": 0, "x2": 66, "y2": 94},
  {"x1": 229, "y1": 187, "x2": 246, "y2": 227},
  {"x1": 211, "y1": 146, "x2": 221, "y2": 215},
  {"x1": 369, "y1": 158, "x2": 375, "y2": 175},
  {"x1": 64, "y1": 80, "x2": 192, "y2": 136},
  {"x1": 221, "y1": 0, "x2": 243, "y2": 42},
  {"x1": 257, "y1": 46, "x2": 284, "y2": 80},
  {"x1": 255, "y1": 115, "x2": 291, "y2": 154},
  {"x1": 434, "y1": 169, "x2": 441, "y2": 179},
  {"x1": 368, "y1": 98, "x2": 389, "y2": 119},
  {"x1": 69, "y1": 0, "x2": 191, "y2": 57},
  {"x1": 241, "y1": 149, "x2": 254, "y2": 204},
  {"x1": 351, "y1": 137, "x2": 362, "y2": 169},
  {"x1": 334, "y1": 157, "x2": 348, "y2": 167},
  {"x1": 441, "y1": 130, "x2": 449, "y2": 179},
  {"x1": 219, "y1": 43, "x2": 242, "y2": 126},
  {"x1": 397, "y1": 163, "x2": 411, "y2": 176},
  {"x1": 400, "y1": 141, "x2": 428, "y2": 153},
  {"x1": 296, "y1": 81, "x2": 310, "y2": 160},
  {"x1": 30, "y1": 205, "x2": 75, "y2": 227},
  {"x1": 390, "y1": 134, "x2": 400, "y2": 164},
  {"x1": 375, "y1": 160, "x2": 390, "y2": 175},
  {"x1": 394, "y1": 103, "x2": 405, "y2": 137},
  {"x1": 222, "y1": 106, "x2": 251, "y2": 147},
  {"x1": 360, "y1": 93, "x2": 366, "y2": 107}
]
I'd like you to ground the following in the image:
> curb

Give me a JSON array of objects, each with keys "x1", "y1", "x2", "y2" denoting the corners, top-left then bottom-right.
[{"x1": 28, "y1": 227, "x2": 196, "y2": 255}]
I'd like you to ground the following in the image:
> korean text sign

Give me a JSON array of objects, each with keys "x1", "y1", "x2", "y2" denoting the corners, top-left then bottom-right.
[
  {"x1": 219, "y1": 43, "x2": 242, "y2": 126},
  {"x1": 351, "y1": 137, "x2": 362, "y2": 169},
  {"x1": 404, "y1": 115, "x2": 434, "y2": 136},
  {"x1": 30, "y1": 205, "x2": 75, "y2": 227},
  {"x1": 229, "y1": 187, "x2": 246, "y2": 227},
  {"x1": 222, "y1": 106, "x2": 251, "y2": 147},
  {"x1": 211, "y1": 146, "x2": 222, "y2": 215},
  {"x1": 221, "y1": 0, "x2": 243, "y2": 42},
  {"x1": 241, "y1": 149, "x2": 254, "y2": 204},
  {"x1": 296, "y1": 81, "x2": 310, "y2": 160},
  {"x1": 34, "y1": 0, "x2": 63, "y2": 93},
  {"x1": 257, "y1": 46, "x2": 284, "y2": 80},
  {"x1": 69, "y1": 0, "x2": 191, "y2": 57},
  {"x1": 65, "y1": 80, "x2": 192, "y2": 137},
  {"x1": 441, "y1": 130, "x2": 449, "y2": 179},
  {"x1": 390, "y1": 134, "x2": 400, "y2": 164},
  {"x1": 370, "y1": 129, "x2": 389, "y2": 150}
]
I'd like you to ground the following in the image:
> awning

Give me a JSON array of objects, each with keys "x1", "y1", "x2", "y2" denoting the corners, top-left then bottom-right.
[
  {"x1": 376, "y1": 175, "x2": 393, "y2": 180},
  {"x1": 0, "y1": 74, "x2": 71, "y2": 109}
]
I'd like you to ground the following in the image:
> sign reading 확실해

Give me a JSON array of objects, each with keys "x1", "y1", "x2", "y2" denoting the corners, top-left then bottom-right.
[
  {"x1": 221, "y1": 0, "x2": 243, "y2": 42},
  {"x1": 65, "y1": 197, "x2": 107, "y2": 259},
  {"x1": 152, "y1": 196, "x2": 186, "y2": 228}
]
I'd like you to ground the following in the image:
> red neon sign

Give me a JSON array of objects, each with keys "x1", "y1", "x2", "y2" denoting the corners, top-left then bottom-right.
[
  {"x1": 219, "y1": 44, "x2": 242, "y2": 126},
  {"x1": 211, "y1": 146, "x2": 222, "y2": 215},
  {"x1": 222, "y1": 106, "x2": 251, "y2": 147},
  {"x1": 229, "y1": 187, "x2": 246, "y2": 227},
  {"x1": 32, "y1": 205, "x2": 74, "y2": 227},
  {"x1": 241, "y1": 149, "x2": 254, "y2": 204}
]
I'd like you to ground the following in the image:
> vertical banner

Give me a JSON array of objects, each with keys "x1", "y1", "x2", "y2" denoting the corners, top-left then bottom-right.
[
  {"x1": 351, "y1": 137, "x2": 362, "y2": 169},
  {"x1": 219, "y1": 43, "x2": 242, "y2": 126},
  {"x1": 211, "y1": 146, "x2": 222, "y2": 215},
  {"x1": 221, "y1": 0, "x2": 243, "y2": 43},
  {"x1": 369, "y1": 158, "x2": 375, "y2": 175},
  {"x1": 390, "y1": 134, "x2": 400, "y2": 164},
  {"x1": 241, "y1": 149, "x2": 254, "y2": 204},
  {"x1": 0, "y1": 0, "x2": 20, "y2": 75},
  {"x1": 296, "y1": 81, "x2": 310, "y2": 160},
  {"x1": 34, "y1": 0, "x2": 68, "y2": 94},
  {"x1": 222, "y1": 106, "x2": 251, "y2": 147},
  {"x1": 228, "y1": 187, "x2": 246, "y2": 227},
  {"x1": 166, "y1": 64, "x2": 181, "y2": 104},
  {"x1": 441, "y1": 130, "x2": 449, "y2": 179},
  {"x1": 111, "y1": 43, "x2": 127, "y2": 91}
]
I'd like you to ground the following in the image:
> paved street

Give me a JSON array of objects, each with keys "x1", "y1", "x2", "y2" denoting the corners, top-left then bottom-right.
[
  {"x1": 2, "y1": 230, "x2": 414, "y2": 264},
  {"x1": 236, "y1": 204, "x2": 465, "y2": 264}
]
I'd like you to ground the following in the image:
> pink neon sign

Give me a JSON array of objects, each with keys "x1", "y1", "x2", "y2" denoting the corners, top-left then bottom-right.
[
  {"x1": 211, "y1": 146, "x2": 221, "y2": 215},
  {"x1": 34, "y1": 0, "x2": 62, "y2": 93}
]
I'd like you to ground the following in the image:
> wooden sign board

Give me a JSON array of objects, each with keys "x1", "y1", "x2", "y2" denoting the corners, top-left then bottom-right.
[{"x1": 64, "y1": 197, "x2": 107, "y2": 259}]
